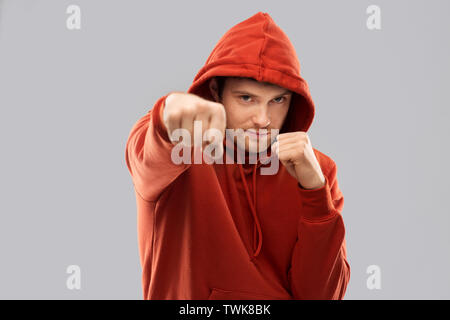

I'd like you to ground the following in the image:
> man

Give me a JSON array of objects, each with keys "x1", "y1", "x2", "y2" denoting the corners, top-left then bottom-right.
[{"x1": 125, "y1": 11, "x2": 350, "y2": 300}]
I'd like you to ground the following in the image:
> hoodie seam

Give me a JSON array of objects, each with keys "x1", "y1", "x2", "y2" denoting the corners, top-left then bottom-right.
[
  {"x1": 299, "y1": 212, "x2": 339, "y2": 224},
  {"x1": 197, "y1": 62, "x2": 304, "y2": 83},
  {"x1": 258, "y1": 16, "x2": 269, "y2": 80}
]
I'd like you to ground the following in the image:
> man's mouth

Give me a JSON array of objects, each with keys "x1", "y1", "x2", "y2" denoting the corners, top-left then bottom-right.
[{"x1": 245, "y1": 129, "x2": 269, "y2": 139}]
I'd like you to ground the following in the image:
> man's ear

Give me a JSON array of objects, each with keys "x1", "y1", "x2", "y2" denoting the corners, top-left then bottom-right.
[{"x1": 209, "y1": 77, "x2": 220, "y2": 102}]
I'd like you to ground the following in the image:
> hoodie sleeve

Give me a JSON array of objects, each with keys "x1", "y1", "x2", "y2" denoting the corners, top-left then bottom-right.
[
  {"x1": 287, "y1": 161, "x2": 350, "y2": 300},
  {"x1": 125, "y1": 92, "x2": 191, "y2": 202}
]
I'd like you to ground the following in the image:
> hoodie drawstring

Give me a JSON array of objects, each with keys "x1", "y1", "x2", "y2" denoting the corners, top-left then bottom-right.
[{"x1": 237, "y1": 162, "x2": 263, "y2": 260}]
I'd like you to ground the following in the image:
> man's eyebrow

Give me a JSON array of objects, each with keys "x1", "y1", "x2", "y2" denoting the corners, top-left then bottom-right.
[{"x1": 231, "y1": 89, "x2": 291, "y2": 97}]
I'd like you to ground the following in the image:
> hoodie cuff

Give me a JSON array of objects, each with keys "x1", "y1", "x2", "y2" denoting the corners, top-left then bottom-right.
[
  {"x1": 297, "y1": 176, "x2": 336, "y2": 221},
  {"x1": 151, "y1": 94, "x2": 172, "y2": 144}
]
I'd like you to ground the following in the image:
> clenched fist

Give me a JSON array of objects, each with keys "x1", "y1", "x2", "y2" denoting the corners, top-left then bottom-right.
[
  {"x1": 161, "y1": 92, "x2": 227, "y2": 150},
  {"x1": 271, "y1": 132, "x2": 326, "y2": 190}
]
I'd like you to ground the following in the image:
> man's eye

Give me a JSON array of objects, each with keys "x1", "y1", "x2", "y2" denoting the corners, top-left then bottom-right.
[
  {"x1": 239, "y1": 95, "x2": 252, "y2": 102},
  {"x1": 273, "y1": 97, "x2": 285, "y2": 103}
]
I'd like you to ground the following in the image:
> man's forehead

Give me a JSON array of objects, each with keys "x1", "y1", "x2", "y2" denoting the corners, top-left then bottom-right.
[{"x1": 227, "y1": 77, "x2": 290, "y2": 93}]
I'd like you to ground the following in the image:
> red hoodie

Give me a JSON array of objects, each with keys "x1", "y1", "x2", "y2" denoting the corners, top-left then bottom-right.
[{"x1": 125, "y1": 11, "x2": 350, "y2": 300}]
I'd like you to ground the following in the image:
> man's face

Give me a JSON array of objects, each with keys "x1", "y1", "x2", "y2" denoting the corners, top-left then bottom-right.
[{"x1": 211, "y1": 77, "x2": 292, "y2": 153}]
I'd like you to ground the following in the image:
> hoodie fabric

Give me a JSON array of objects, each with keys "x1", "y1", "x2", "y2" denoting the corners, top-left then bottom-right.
[{"x1": 125, "y1": 12, "x2": 350, "y2": 300}]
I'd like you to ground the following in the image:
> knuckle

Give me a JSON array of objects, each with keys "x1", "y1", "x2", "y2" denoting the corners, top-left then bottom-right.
[
  {"x1": 184, "y1": 104, "x2": 195, "y2": 115},
  {"x1": 215, "y1": 106, "x2": 226, "y2": 120},
  {"x1": 169, "y1": 110, "x2": 181, "y2": 121},
  {"x1": 196, "y1": 101, "x2": 211, "y2": 115}
]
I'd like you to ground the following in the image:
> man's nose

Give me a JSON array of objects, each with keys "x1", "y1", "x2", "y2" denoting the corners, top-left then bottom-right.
[{"x1": 252, "y1": 105, "x2": 270, "y2": 128}]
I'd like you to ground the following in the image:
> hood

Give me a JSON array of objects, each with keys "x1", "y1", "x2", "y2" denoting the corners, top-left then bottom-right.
[
  {"x1": 186, "y1": 11, "x2": 316, "y2": 260},
  {"x1": 187, "y1": 11, "x2": 315, "y2": 134}
]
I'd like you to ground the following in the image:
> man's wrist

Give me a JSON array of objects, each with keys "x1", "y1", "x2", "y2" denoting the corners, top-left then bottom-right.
[{"x1": 297, "y1": 176, "x2": 326, "y2": 190}]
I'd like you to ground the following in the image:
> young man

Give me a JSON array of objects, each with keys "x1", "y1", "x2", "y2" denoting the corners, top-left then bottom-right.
[{"x1": 125, "y1": 12, "x2": 350, "y2": 300}]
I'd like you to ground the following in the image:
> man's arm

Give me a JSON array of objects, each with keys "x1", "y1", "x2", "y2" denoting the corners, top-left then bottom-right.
[
  {"x1": 125, "y1": 91, "x2": 226, "y2": 202},
  {"x1": 287, "y1": 162, "x2": 350, "y2": 299},
  {"x1": 125, "y1": 92, "x2": 190, "y2": 202}
]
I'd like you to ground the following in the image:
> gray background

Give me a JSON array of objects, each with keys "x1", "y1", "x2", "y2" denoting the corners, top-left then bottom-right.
[{"x1": 0, "y1": 0, "x2": 449, "y2": 299}]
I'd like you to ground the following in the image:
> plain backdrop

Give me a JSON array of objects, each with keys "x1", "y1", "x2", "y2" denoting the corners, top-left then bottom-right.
[{"x1": 0, "y1": 0, "x2": 449, "y2": 299}]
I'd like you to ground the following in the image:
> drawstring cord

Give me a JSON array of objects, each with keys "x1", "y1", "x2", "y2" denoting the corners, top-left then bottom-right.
[{"x1": 237, "y1": 162, "x2": 263, "y2": 260}]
